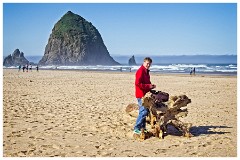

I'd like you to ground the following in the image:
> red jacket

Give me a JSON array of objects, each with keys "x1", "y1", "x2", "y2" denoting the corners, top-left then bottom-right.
[{"x1": 135, "y1": 65, "x2": 152, "y2": 98}]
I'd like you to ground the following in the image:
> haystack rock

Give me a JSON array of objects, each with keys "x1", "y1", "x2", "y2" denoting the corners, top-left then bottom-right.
[
  {"x1": 3, "y1": 49, "x2": 29, "y2": 67},
  {"x1": 39, "y1": 11, "x2": 120, "y2": 66},
  {"x1": 128, "y1": 55, "x2": 137, "y2": 65}
]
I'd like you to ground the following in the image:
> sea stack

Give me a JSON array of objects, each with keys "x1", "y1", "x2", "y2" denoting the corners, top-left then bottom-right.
[
  {"x1": 39, "y1": 11, "x2": 120, "y2": 66},
  {"x1": 128, "y1": 55, "x2": 137, "y2": 65},
  {"x1": 3, "y1": 49, "x2": 29, "y2": 67}
]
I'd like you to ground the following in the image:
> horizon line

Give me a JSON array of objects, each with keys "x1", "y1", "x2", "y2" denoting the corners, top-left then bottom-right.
[
  {"x1": 2, "y1": 54, "x2": 237, "y2": 57},
  {"x1": 18, "y1": 54, "x2": 237, "y2": 57}
]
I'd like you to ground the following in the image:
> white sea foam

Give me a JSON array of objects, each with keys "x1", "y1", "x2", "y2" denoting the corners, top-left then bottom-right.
[{"x1": 3, "y1": 64, "x2": 237, "y2": 74}]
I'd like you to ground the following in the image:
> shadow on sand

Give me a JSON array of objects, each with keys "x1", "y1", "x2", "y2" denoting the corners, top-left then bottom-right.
[
  {"x1": 166, "y1": 125, "x2": 231, "y2": 137},
  {"x1": 190, "y1": 125, "x2": 232, "y2": 136}
]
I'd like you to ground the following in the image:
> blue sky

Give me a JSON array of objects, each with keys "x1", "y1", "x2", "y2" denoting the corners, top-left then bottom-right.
[{"x1": 3, "y1": 3, "x2": 237, "y2": 56}]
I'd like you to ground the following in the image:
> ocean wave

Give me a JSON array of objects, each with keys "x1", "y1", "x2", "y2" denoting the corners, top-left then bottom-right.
[{"x1": 3, "y1": 64, "x2": 237, "y2": 74}]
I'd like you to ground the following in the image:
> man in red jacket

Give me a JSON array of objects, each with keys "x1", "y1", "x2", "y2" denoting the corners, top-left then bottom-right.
[{"x1": 133, "y1": 57, "x2": 156, "y2": 134}]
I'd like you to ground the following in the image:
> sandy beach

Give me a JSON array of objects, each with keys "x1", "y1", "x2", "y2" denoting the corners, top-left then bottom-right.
[{"x1": 2, "y1": 69, "x2": 237, "y2": 157}]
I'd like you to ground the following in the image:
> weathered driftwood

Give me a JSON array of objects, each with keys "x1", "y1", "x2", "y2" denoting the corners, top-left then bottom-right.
[
  {"x1": 126, "y1": 92, "x2": 193, "y2": 140},
  {"x1": 133, "y1": 128, "x2": 153, "y2": 141}
]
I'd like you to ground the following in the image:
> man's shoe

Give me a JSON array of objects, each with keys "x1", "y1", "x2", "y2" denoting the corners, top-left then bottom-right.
[{"x1": 133, "y1": 129, "x2": 141, "y2": 134}]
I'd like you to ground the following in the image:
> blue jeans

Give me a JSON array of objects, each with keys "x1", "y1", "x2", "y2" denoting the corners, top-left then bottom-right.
[{"x1": 134, "y1": 98, "x2": 149, "y2": 130}]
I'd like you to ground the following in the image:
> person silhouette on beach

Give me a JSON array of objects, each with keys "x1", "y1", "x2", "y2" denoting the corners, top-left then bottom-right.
[
  {"x1": 133, "y1": 57, "x2": 156, "y2": 134},
  {"x1": 26, "y1": 64, "x2": 29, "y2": 72},
  {"x1": 18, "y1": 65, "x2": 21, "y2": 72},
  {"x1": 36, "y1": 65, "x2": 39, "y2": 72},
  {"x1": 29, "y1": 64, "x2": 32, "y2": 72},
  {"x1": 22, "y1": 65, "x2": 26, "y2": 72}
]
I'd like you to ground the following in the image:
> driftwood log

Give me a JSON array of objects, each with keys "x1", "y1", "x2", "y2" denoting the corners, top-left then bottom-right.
[{"x1": 126, "y1": 92, "x2": 193, "y2": 140}]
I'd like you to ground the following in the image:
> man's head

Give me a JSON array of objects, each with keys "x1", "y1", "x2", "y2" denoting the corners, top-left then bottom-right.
[{"x1": 143, "y1": 57, "x2": 152, "y2": 70}]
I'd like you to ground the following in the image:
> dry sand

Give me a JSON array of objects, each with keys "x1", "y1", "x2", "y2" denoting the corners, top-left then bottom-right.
[{"x1": 2, "y1": 69, "x2": 237, "y2": 157}]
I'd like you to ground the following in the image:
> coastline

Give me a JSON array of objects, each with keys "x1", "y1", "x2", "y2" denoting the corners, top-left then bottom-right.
[
  {"x1": 3, "y1": 67, "x2": 237, "y2": 77},
  {"x1": 3, "y1": 69, "x2": 237, "y2": 157}
]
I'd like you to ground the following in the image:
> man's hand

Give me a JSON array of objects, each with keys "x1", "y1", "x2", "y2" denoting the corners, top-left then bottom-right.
[{"x1": 150, "y1": 84, "x2": 156, "y2": 89}]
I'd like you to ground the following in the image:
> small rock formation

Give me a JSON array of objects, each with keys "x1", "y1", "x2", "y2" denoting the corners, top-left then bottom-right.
[
  {"x1": 39, "y1": 11, "x2": 120, "y2": 66},
  {"x1": 3, "y1": 49, "x2": 29, "y2": 67},
  {"x1": 128, "y1": 55, "x2": 137, "y2": 65}
]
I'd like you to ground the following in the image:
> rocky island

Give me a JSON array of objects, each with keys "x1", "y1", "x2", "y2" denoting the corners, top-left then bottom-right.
[
  {"x1": 128, "y1": 55, "x2": 137, "y2": 65},
  {"x1": 39, "y1": 11, "x2": 119, "y2": 66},
  {"x1": 3, "y1": 49, "x2": 29, "y2": 67}
]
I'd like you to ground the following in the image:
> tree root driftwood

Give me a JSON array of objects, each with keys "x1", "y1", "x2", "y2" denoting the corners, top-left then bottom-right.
[{"x1": 126, "y1": 92, "x2": 193, "y2": 141}]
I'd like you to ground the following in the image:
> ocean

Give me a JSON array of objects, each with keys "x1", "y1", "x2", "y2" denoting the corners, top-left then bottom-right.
[{"x1": 3, "y1": 55, "x2": 237, "y2": 75}]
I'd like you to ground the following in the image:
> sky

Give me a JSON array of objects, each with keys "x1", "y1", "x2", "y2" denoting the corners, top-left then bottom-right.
[{"x1": 2, "y1": 2, "x2": 237, "y2": 56}]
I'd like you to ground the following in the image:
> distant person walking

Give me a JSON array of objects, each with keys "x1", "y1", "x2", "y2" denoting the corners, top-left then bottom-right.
[
  {"x1": 22, "y1": 66, "x2": 26, "y2": 72},
  {"x1": 190, "y1": 68, "x2": 193, "y2": 75},
  {"x1": 193, "y1": 67, "x2": 196, "y2": 75},
  {"x1": 18, "y1": 65, "x2": 21, "y2": 72},
  {"x1": 26, "y1": 64, "x2": 29, "y2": 72},
  {"x1": 29, "y1": 64, "x2": 32, "y2": 72},
  {"x1": 36, "y1": 65, "x2": 39, "y2": 72}
]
